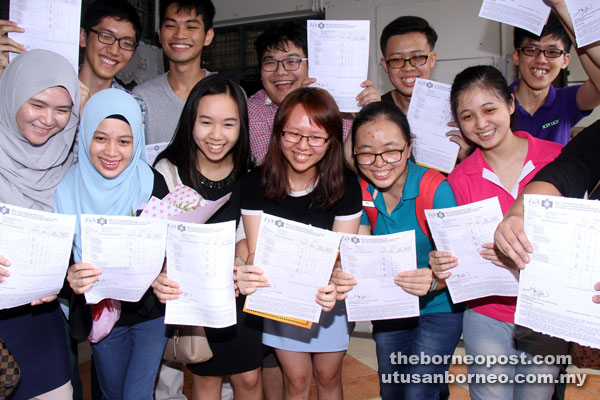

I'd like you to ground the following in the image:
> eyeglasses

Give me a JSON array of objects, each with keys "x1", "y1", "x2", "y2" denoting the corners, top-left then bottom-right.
[
  {"x1": 354, "y1": 144, "x2": 408, "y2": 165},
  {"x1": 282, "y1": 131, "x2": 329, "y2": 147},
  {"x1": 385, "y1": 52, "x2": 432, "y2": 69},
  {"x1": 516, "y1": 46, "x2": 567, "y2": 58},
  {"x1": 262, "y1": 58, "x2": 308, "y2": 72},
  {"x1": 89, "y1": 29, "x2": 138, "y2": 51}
]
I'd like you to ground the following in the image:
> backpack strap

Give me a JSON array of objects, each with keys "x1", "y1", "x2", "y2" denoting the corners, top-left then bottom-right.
[
  {"x1": 415, "y1": 169, "x2": 446, "y2": 240},
  {"x1": 359, "y1": 175, "x2": 378, "y2": 233}
]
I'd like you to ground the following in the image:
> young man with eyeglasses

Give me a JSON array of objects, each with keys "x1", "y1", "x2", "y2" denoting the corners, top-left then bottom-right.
[
  {"x1": 133, "y1": 0, "x2": 215, "y2": 147},
  {"x1": 379, "y1": 16, "x2": 438, "y2": 116},
  {"x1": 511, "y1": 1, "x2": 600, "y2": 145},
  {"x1": 248, "y1": 22, "x2": 380, "y2": 164},
  {"x1": 79, "y1": 0, "x2": 142, "y2": 100}
]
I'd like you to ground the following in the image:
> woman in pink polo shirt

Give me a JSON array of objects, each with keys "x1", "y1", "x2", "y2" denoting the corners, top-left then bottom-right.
[{"x1": 429, "y1": 65, "x2": 567, "y2": 400}]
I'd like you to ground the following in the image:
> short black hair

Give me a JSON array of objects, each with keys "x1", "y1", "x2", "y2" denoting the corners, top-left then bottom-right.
[
  {"x1": 160, "y1": 0, "x2": 216, "y2": 32},
  {"x1": 513, "y1": 12, "x2": 571, "y2": 52},
  {"x1": 82, "y1": 0, "x2": 142, "y2": 41},
  {"x1": 380, "y1": 16, "x2": 437, "y2": 55},
  {"x1": 255, "y1": 22, "x2": 307, "y2": 67}
]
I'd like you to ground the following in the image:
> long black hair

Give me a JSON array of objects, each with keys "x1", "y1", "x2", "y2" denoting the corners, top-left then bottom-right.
[{"x1": 154, "y1": 75, "x2": 252, "y2": 192}]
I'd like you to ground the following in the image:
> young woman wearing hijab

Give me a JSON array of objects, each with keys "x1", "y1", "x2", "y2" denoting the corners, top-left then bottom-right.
[
  {"x1": 55, "y1": 88, "x2": 169, "y2": 399},
  {"x1": 0, "y1": 49, "x2": 80, "y2": 399}
]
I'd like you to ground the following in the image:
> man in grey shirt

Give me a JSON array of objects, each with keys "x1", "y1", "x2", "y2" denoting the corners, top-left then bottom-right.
[{"x1": 133, "y1": 0, "x2": 215, "y2": 147}]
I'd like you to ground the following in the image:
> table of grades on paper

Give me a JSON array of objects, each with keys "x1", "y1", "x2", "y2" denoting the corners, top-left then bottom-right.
[
  {"x1": 0, "y1": 203, "x2": 75, "y2": 309},
  {"x1": 9, "y1": 0, "x2": 82, "y2": 71},
  {"x1": 516, "y1": 195, "x2": 600, "y2": 348}
]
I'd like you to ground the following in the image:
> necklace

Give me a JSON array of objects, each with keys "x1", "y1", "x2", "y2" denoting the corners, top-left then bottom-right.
[{"x1": 197, "y1": 170, "x2": 235, "y2": 189}]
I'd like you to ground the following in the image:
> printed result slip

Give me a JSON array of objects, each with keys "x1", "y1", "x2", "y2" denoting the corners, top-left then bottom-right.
[
  {"x1": 307, "y1": 20, "x2": 369, "y2": 112},
  {"x1": 517, "y1": 195, "x2": 600, "y2": 349},
  {"x1": 340, "y1": 231, "x2": 419, "y2": 322},
  {"x1": 478, "y1": 0, "x2": 551, "y2": 35},
  {"x1": 426, "y1": 197, "x2": 518, "y2": 303},
  {"x1": 81, "y1": 214, "x2": 167, "y2": 304},
  {"x1": 407, "y1": 78, "x2": 458, "y2": 174},
  {"x1": 0, "y1": 202, "x2": 75, "y2": 309},
  {"x1": 165, "y1": 220, "x2": 237, "y2": 328},
  {"x1": 9, "y1": 0, "x2": 82, "y2": 72},
  {"x1": 244, "y1": 213, "x2": 341, "y2": 323}
]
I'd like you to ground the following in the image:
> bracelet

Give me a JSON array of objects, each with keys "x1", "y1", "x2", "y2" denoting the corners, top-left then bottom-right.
[
  {"x1": 429, "y1": 277, "x2": 438, "y2": 293},
  {"x1": 235, "y1": 256, "x2": 246, "y2": 265}
]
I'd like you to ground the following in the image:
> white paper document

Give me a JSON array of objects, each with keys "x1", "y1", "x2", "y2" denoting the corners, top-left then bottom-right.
[
  {"x1": 307, "y1": 20, "x2": 370, "y2": 112},
  {"x1": 565, "y1": 0, "x2": 600, "y2": 48},
  {"x1": 0, "y1": 203, "x2": 75, "y2": 309},
  {"x1": 9, "y1": 0, "x2": 82, "y2": 73},
  {"x1": 479, "y1": 0, "x2": 551, "y2": 35},
  {"x1": 407, "y1": 79, "x2": 458, "y2": 174},
  {"x1": 81, "y1": 215, "x2": 167, "y2": 304},
  {"x1": 244, "y1": 213, "x2": 341, "y2": 323},
  {"x1": 145, "y1": 142, "x2": 169, "y2": 166},
  {"x1": 340, "y1": 232, "x2": 419, "y2": 322},
  {"x1": 516, "y1": 195, "x2": 600, "y2": 349},
  {"x1": 165, "y1": 220, "x2": 237, "y2": 328},
  {"x1": 426, "y1": 197, "x2": 519, "y2": 303}
]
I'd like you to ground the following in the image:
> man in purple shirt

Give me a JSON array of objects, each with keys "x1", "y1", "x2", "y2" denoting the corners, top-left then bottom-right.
[{"x1": 510, "y1": 1, "x2": 600, "y2": 145}]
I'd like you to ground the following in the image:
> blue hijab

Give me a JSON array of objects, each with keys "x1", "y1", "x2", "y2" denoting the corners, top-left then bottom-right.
[{"x1": 55, "y1": 88, "x2": 154, "y2": 262}]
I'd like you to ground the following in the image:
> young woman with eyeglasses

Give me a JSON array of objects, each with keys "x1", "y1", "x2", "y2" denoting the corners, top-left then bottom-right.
[
  {"x1": 333, "y1": 101, "x2": 464, "y2": 400},
  {"x1": 237, "y1": 87, "x2": 362, "y2": 400}
]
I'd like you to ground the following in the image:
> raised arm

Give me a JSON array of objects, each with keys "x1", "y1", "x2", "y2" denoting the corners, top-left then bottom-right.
[{"x1": 548, "y1": 0, "x2": 600, "y2": 111}]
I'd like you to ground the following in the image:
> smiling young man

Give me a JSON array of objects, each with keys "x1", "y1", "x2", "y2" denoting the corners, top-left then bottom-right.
[
  {"x1": 79, "y1": 0, "x2": 143, "y2": 101},
  {"x1": 511, "y1": 6, "x2": 600, "y2": 145},
  {"x1": 248, "y1": 22, "x2": 380, "y2": 164},
  {"x1": 380, "y1": 16, "x2": 438, "y2": 115},
  {"x1": 133, "y1": 0, "x2": 215, "y2": 147}
]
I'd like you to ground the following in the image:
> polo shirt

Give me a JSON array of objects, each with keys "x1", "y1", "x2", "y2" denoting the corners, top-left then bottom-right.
[
  {"x1": 360, "y1": 160, "x2": 461, "y2": 316},
  {"x1": 247, "y1": 89, "x2": 354, "y2": 164},
  {"x1": 510, "y1": 79, "x2": 591, "y2": 145},
  {"x1": 448, "y1": 131, "x2": 562, "y2": 322}
]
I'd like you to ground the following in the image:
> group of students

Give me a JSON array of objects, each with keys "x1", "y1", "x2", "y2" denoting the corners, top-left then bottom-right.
[{"x1": 0, "y1": 0, "x2": 599, "y2": 400}]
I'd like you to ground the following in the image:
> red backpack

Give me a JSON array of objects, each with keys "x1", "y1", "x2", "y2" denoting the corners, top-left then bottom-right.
[{"x1": 359, "y1": 169, "x2": 446, "y2": 239}]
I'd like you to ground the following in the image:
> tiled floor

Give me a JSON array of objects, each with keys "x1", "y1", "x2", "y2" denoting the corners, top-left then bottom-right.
[{"x1": 78, "y1": 323, "x2": 600, "y2": 399}]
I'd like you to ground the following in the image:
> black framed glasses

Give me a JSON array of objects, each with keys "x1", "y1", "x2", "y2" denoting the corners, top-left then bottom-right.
[
  {"x1": 385, "y1": 52, "x2": 432, "y2": 69},
  {"x1": 354, "y1": 144, "x2": 408, "y2": 165},
  {"x1": 282, "y1": 131, "x2": 329, "y2": 147},
  {"x1": 516, "y1": 46, "x2": 567, "y2": 58},
  {"x1": 89, "y1": 29, "x2": 138, "y2": 51},
  {"x1": 262, "y1": 58, "x2": 308, "y2": 72}
]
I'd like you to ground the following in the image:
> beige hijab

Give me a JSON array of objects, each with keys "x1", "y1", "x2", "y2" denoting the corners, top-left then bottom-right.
[{"x1": 0, "y1": 49, "x2": 80, "y2": 211}]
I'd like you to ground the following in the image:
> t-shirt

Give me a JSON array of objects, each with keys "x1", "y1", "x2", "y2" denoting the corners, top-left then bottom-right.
[
  {"x1": 448, "y1": 131, "x2": 562, "y2": 323},
  {"x1": 240, "y1": 168, "x2": 362, "y2": 352},
  {"x1": 247, "y1": 89, "x2": 354, "y2": 164},
  {"x1": 510, "y1": 79, "x2": 591, "y2": 145},
  {"x1": 133, "y1": 70, "x2": 214, "y2": 146},
  {"x1": 359, "y1": 160, "x2": 461, "y2": 335},
  {"x1": 533, "y1": 119, "x2": 600, "y2": 200}
]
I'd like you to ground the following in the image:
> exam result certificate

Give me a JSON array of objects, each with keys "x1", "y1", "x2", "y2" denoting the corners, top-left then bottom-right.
[
  {"x1": 9, "y1": 0, "x2": 82, "y2": 73},
  {"x1": 426, "y1": 197, "x2": 519, "y2": 303},
  {"x1": 307, "y1": 20, "x2": 369, "y2": 112},
  {"x1": 516, "y1": 195, "x2": 600, "y2": 349},
  {"x1": 165, "y1": 220, "x2": 237, "y2": 328},
  {"x1": 244, "y1": 213, "x2": 341, "y2": 323},
  {"x1": 0, "y1": 203, "x2": 75, "y2": 309},
  {"x1": 340, "y1": 231, "x2": 419, "y2": 322},
  {"x1": 478, "y1": 0, "x2": 551, "y2": 35},
  {"x1": 565, "y1": 0, "x2": 600, "y2": 48},
  {"x1": 81, "y1": 215, "x2": 167, "y2": 304},
  {"x1": 407, "y1": 78, "x2": 458, "y2": 174}
]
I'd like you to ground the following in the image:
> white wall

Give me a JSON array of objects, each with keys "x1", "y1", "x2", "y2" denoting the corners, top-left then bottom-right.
[{"x1": 214, "y1": 0, "x2": 598, "y2": 127}]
